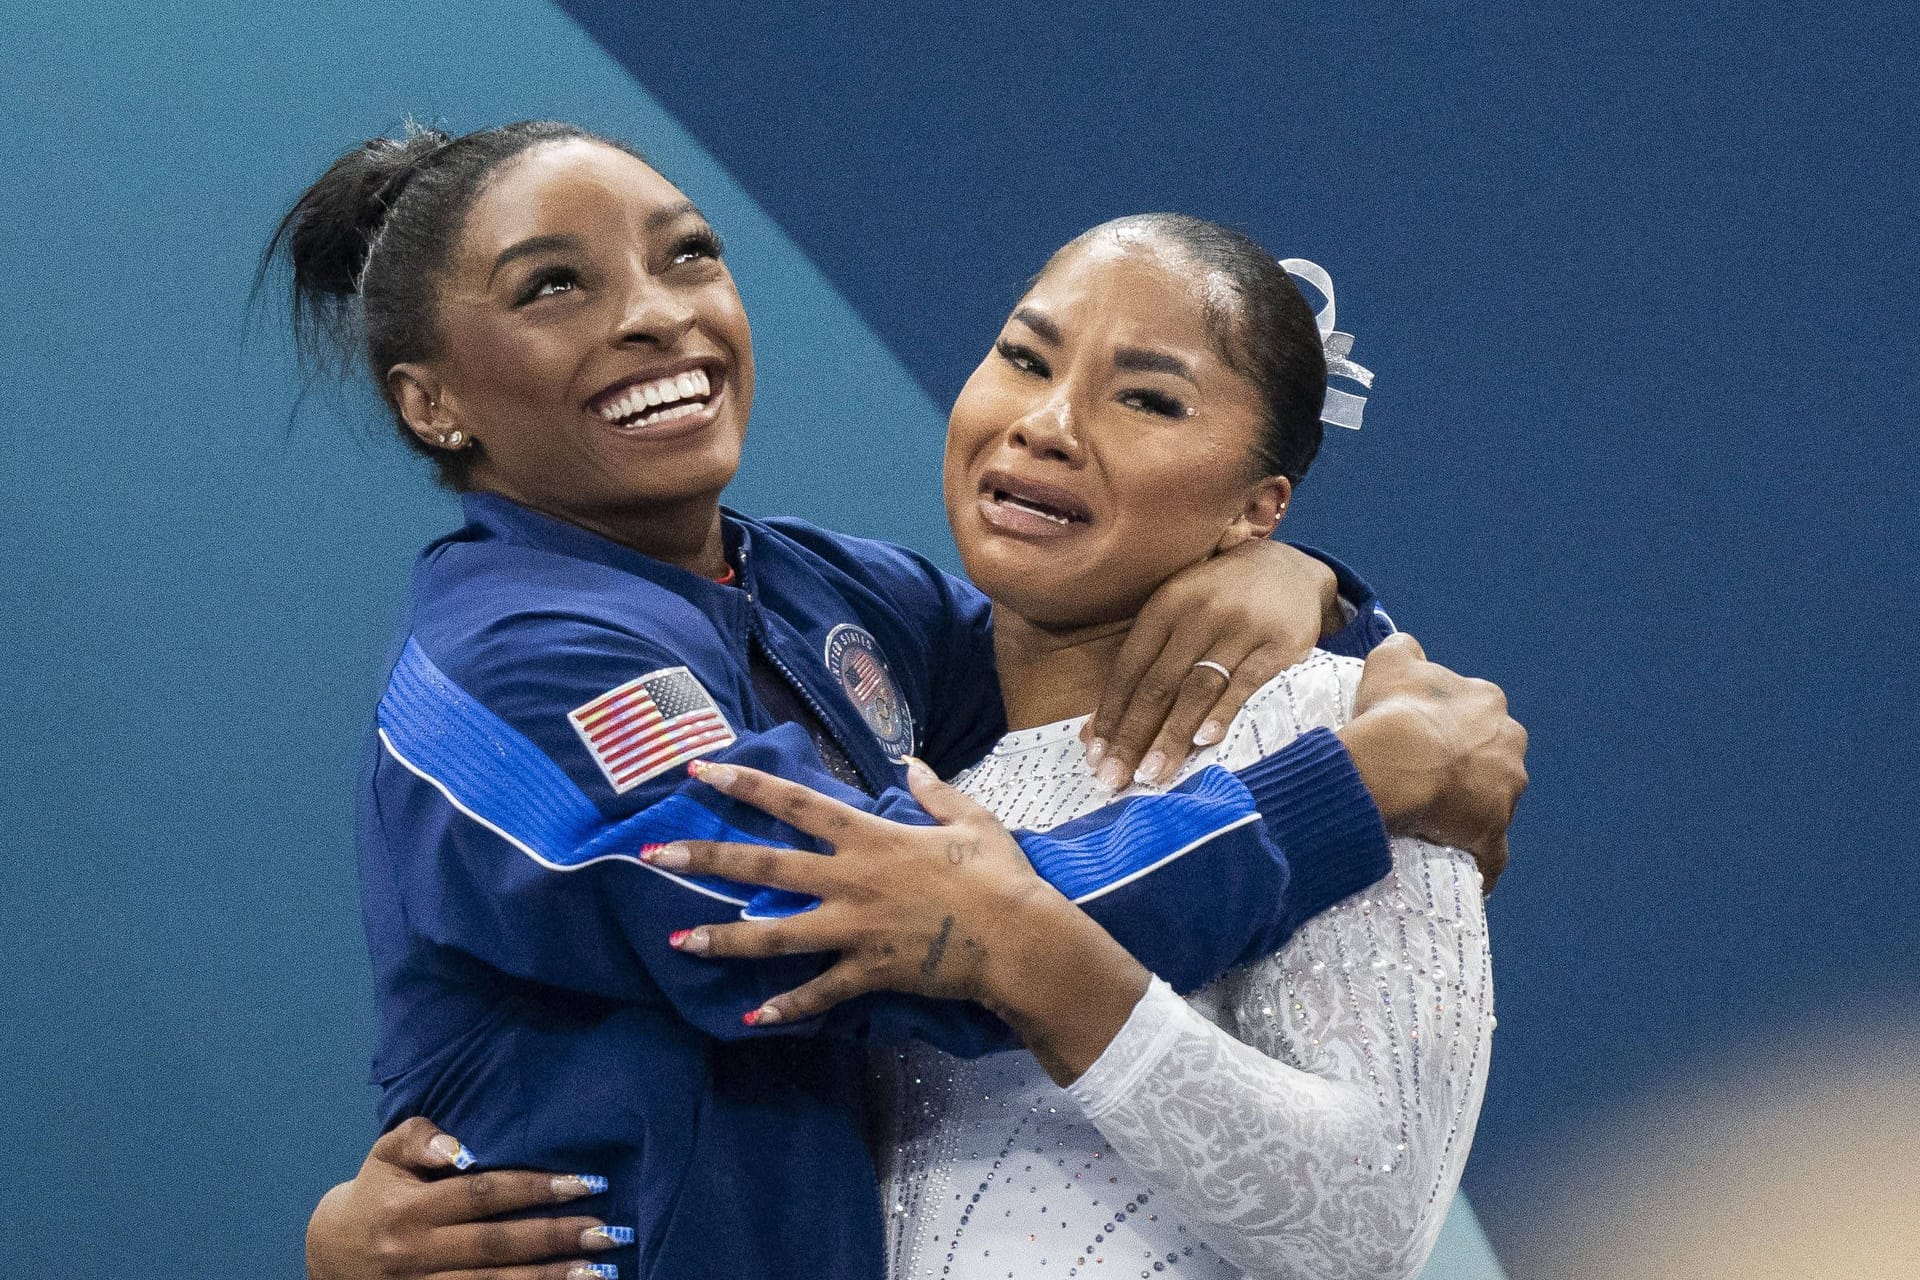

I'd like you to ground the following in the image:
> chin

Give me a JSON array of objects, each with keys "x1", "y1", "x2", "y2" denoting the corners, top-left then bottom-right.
[{"x1": 963, "y1": 550, "x2": 1128, "y2": 632}]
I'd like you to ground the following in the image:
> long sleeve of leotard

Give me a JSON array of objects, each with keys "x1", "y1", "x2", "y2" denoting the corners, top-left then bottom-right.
[{"x1": 1063, "y1": 834, "x2": 1493, "y2": 1279}]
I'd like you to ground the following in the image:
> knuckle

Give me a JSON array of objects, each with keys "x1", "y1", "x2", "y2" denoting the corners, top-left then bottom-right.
[
  {"x1": 393, "y1": 1115, "x2": 433, "y2": 1142},
  {"x1": 464, "y1": 1169, "x2": 503, "y2": 1214},
  {"x1": 477, "y1": 1220, "x2": 514, "y2": 1264},
  {"x1": 1135, "y1": 672, "x2": 1180, "y2": 706},
  {"x1": 750, "y1": 923, "x2": 792, "y2": 956},
  {"x1": 370, "y1": 1228, "x2": 411, "y2": 1273},
  {"x1": 740, "y1": 847, "x2": 783, "y2": 881}
]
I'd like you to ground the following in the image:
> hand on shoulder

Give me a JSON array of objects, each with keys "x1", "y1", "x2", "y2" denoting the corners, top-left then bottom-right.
[{"x1": 1337, "y1": 633, "x2": 1529, "y2": 890}]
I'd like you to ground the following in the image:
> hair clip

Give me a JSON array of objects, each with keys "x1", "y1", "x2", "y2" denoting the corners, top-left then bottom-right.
[{"x1": 1279, "y1": 258, "x2": 1373, "y2": 430}]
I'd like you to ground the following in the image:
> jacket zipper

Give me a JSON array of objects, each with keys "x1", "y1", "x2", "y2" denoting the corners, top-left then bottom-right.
[{"x1": 738, "y1": 548, "x2": 886, "y2": 796}]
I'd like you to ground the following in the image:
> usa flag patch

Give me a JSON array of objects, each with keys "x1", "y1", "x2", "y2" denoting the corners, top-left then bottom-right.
[{"x1": 568, "y1": 666, "x2": 737, "y2": 793}]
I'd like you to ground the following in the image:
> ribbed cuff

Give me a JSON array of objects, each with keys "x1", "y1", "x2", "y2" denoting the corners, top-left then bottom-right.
[
  {"x1": 1066, "y1": 976, "x2": 1189, "y2": 1120},
  {"x1": 1237, "y1": 727, "x2": 1391, "y2": 928}
]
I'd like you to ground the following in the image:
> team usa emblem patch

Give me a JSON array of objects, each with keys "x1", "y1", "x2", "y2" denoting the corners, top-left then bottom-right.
[
  {"x1": 569, "y1": 666, "x2": 738, "y2": 793},
  {"x1": 824, "y1": 624, "x2": 915, "y2": 758}
]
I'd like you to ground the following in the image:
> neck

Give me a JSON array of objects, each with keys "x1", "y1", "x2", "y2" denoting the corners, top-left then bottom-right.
[
  {"x1": 488, "y1": 484, "x2": 729, "y2": 577},
  {"x1": 991, "y1": 608, "x2": 1137, "y2": 731}
]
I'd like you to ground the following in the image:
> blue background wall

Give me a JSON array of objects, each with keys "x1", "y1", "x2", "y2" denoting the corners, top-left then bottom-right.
[{"x1": 2, "y1": 3, "x2": 1914, "y2": 1276}]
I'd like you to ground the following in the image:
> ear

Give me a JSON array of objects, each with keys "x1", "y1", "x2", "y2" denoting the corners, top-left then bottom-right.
[
  {"x1": 388, "y1": 363, "x2": 461, "y2": 450},
  {"x1": 1214, "y1": 475, "x2": 1293, "y2": 553}
]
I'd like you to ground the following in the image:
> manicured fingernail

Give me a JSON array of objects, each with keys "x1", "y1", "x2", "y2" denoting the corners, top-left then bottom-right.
[
  {"x1": 743, "y1": 1003, "x2": 781, "y2": 1026},
  {"x1": 552, "y1": 1174, "x2": 605, "y2": 1198},
  {"x1": 583, "y1": 1225, "x2": 636, "y2": 1249},
  {"x1": 1096, "y1": 758, "x2": 1128, "y2": 790},
  {"x1": 1193, "y1": 720, "x2": 1224, "y2": 747},
  {"x1": 904, "y1": 756, "x2": 936, "y2": 784},
  {"x1": 670, "y1": 927, "x2": 708, "y2": 954},
  {"x1": 1134, "y1": 751, "x2": 1167, "y2": 785},
  {"x1": 644, "y1": 843, "x2": 690, "y2": 869},
  {"x1": 427, "y1": 1133, "x2": 475, "y2": 1169},
  {"x1": 569, "y1": 1265, "x2": 619, "y2": 1280},
  {"x1": 688, "y1": 759, "x2": 736, "y2": 787},
  {"x1": 1085, "y1": 738, "x2": 1107, "y2": 769}
]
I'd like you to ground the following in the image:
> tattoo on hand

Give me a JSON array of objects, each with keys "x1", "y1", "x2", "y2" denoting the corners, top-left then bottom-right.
[
  {"x1": 945, "y1": 838, "x2": 983, "y2": 866},
  {"x1": 922, "y1": 916, "x2": 955, "y2": 977}
]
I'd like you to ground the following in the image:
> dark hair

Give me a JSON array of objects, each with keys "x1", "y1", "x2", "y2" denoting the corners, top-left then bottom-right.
[
  {"x1": 1045, "y1": 214, "x2": 1328, "y2": 484},
  {"x1": 262, "y1": 120, "x2": 649, "y2": 488}
]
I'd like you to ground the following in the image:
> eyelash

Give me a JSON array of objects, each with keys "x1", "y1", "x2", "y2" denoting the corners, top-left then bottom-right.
[
  {"x1": 996, "y1": 339, "x2": 1048, "y2": 376},
  {"x1": 997, "y1": 339, "x2": 1189, "y2": 417},
  {"x1": 514, "y1": 229, "x2": 724, "y2": 306},
  {"x1": 673, "y1": 228, "x2": 725, "y2": 264},
  {"x1": 1122, "y1": 389, "x2": 1188, "y2": 418},
  {"x1": 517, "y1": 266, "x2": 579, "y2": 305}
]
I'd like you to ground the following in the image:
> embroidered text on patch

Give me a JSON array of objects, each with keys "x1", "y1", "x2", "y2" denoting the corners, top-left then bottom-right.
[{"x1": 569, "y1": 667, "x2": 737, "y2": 793}]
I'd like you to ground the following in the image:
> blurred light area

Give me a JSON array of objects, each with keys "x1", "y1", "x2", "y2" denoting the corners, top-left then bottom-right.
[{"x1": 1498, "y1": 1003, "x2": 1919, "y2": 1278}]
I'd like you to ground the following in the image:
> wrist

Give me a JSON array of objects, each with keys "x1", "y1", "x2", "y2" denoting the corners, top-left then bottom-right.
[
  {"x1": 304, "y1": 1182, "x2": 350, "y2": 1280},
  {"x1": 1337, "y1": 703, "x2": 1444, "y2": 829},
  {"x1": 974, "y1": 884, "x2": 1150, "y2": 1085}
]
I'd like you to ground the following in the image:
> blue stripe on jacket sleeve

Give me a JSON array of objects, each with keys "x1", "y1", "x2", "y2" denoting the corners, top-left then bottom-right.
[
  {"x1": 1019, "y1": 768, "x2": 1264, "y2": 904},
  {"x1": 377, "y1": 637, "x2": 777, "y2": 906}
]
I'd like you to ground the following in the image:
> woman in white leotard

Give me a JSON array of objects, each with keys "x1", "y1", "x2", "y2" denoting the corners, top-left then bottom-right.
[
  {"x1": 694, "y1": 215, "x2": 1495, "y2": 1279},
  {"x1": 877, "y1": 652, "x2": 1489, "y2": 1280}
]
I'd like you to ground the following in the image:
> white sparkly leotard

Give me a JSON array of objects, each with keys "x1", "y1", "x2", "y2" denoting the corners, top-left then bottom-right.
[{"x1": 873, "y1": 650, "x2": 1494, "y2": 1280}]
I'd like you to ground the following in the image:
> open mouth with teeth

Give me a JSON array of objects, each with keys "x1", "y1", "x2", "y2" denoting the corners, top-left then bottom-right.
[
  {"x1": 990, "y1": 487, "x2": 1087, "y2": 526},
  {"x1": 592, "y1": 367, "x2": 717, "y2": 429},
  {"x1": 977, "y1": 471, "x2": 1094, "y2": 536}
]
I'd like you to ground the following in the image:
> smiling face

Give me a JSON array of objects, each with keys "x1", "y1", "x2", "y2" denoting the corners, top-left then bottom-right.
[
  {"x1": 388, "y1": 139, "x2": 753, "y2": 533},
  {"x1": 943, "y1": 231, "x2": 1290, "y2": 630}
]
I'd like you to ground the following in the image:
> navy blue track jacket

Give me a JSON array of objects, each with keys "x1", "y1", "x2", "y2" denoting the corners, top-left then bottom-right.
[{"x1": 360, "y1": 493, "x2": 1395, "y2": 1279}]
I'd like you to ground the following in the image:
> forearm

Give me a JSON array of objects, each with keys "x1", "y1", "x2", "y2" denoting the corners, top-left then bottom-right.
[
  {"x1": 971, "y1": 882, "x2": 1152, "y2": 1085},
  {"x1": 1064, "y1": 838, "x2": 1494, "y2": 1279}
]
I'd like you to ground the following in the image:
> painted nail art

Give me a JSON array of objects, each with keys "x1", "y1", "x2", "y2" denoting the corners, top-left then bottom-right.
[
  {"x1": 1085, "y1": 738, "x2": 1107, "y2": 769},
  {"x1": 1192, "y1": 720, "x2": 1224, "y2": 747},
  {"x1": 569, "y1": 1265, "x2": 620, "y2": 1280},
  {"x1": 427, "y1": 1133, "x2": 475, "y2": 1170},
  {"x1": 688, "y1": 759, "x2": 736, "y2": 787},
  {"x1": 644, "y1": 843, "x2": 690, "y2": 869},
  {"x1": 583, "y1": 1225, "x2": 636, "y2": 1248}
]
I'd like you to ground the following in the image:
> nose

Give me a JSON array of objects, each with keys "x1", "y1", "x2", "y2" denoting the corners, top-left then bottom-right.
[
  {"x1": 613, "y1": 273, "x2": 697, "y2": 348},
  {"x1": 1008, "y1": 394, "x2": 1082, "y2": 465}
]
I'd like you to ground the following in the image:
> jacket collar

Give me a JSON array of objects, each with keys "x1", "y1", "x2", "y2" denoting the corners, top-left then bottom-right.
[{"x1": 457, "y1": 491, "x2": 757, "y2": 602}]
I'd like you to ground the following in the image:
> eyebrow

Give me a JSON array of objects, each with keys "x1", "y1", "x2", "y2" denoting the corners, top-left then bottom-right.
[
  {"x1": 1012, "y1": 307, "x2": 1194, "y2": 382},
  {"x1": 648, "y1": 199, "x2": 702, "y2": 231},
  {"x1": 488, "y1": 233, "x2": 585, "y2": 287},
  {"x1": 1010, "y1": 307, "x2": 1061, "y2": 345},
  {"x1": 1113, "y1": 346, "x2": 1194, "y2": 382},
  {"x1": 486, "y1": 203, "x2": 708, "y2": 288}
]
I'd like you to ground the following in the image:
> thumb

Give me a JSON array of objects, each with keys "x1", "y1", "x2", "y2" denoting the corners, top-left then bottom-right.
[
  {"x1": 369, "y1": 1116, "x2": 473, "y2": 1175},
  {"x1": 903, "y1": 756, "x2": 988, "y2": 827},
  {"x1": 1370, "y1": 631, "x2": 1427, "y2": 666}
]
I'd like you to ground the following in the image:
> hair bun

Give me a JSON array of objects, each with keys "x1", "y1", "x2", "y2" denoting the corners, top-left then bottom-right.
[{"x1": 278, "y1": 127, "x2": 453, "y2": 301}]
